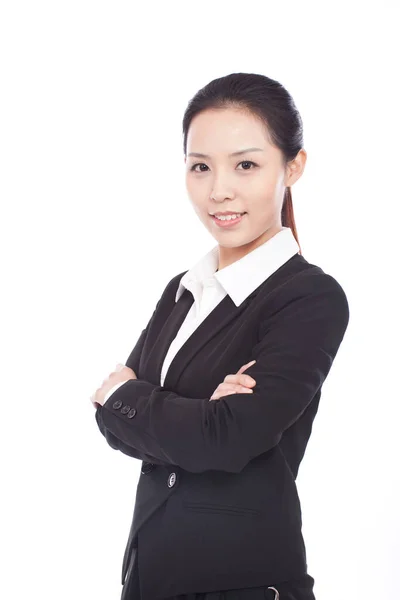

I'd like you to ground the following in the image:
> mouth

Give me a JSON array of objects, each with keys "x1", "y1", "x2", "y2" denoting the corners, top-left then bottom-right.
[{"x1": 210, "y1": 212, "x2": 247, "y2": 228}]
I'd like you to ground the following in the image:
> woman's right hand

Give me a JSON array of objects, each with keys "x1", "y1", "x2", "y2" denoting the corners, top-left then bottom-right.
[{"x1": 209, "y1": 360, "x2": 257, "y2": 401}]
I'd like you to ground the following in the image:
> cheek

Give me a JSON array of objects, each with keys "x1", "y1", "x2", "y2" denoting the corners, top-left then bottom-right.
[
  {"x1": 248, "y1": 181, "x2": 279, "y2": 212},
  {"x1": 189, "y1": 200, "x2": 209, "y2": 224},
  {"x1": 185, "y1": 177, "x2": 204, "y2": 202},
  {"x1": 251, "y1": 175, "x2": 274, "y2": 194},
  {"x1": 186, "y1": 180, "x2": 210, "y2": 212}
]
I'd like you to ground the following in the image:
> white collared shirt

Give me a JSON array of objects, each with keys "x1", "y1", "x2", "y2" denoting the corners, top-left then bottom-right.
[{"x1": 104, "y1": 227, "x2": 300, "y2": 401}]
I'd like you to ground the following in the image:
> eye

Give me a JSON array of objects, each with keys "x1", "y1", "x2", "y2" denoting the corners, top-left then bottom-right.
[
  {"x1": 190, "y1": 163, "x2": 209, "y2": 173},
  {"x1": 238, "y1": 160, "x2": 257, "y2": 170},
  {"x1": 190, "y1": 160, "x2": 258, "y2": 172}
]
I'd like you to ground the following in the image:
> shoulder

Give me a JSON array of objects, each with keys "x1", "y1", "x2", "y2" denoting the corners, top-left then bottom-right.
[
  {"x1": 259, "y1": 254, "x2": 350, "y2": 337},
  {"x1": 290, "y1": 256, "x2": 349, "y2": 312},
  {"x1": 272, "y1": 252, "x2": 346, "y2": 299}
]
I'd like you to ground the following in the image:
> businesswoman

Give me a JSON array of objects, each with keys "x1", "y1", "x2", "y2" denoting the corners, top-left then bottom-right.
[{"x1": 92, "y1": 72, "x2": 350, "y2": 600}]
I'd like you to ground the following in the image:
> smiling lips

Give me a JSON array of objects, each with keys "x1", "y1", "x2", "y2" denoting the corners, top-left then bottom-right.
[
  {"x1": 211, "y1": 211, "x2": 246, "y2": 216},
  {"x1": 211, "y1": 213, "x2": 246, "y2": 228}
]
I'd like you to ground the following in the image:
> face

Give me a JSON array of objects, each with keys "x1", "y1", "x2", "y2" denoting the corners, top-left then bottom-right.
[{"x1": 184, "y1": 107, "x2": 306, "y2": 270}]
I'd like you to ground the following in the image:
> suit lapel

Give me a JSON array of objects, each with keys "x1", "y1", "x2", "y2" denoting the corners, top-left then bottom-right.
[
  {"x1": 143, "y1": 286, "x2": 255, "y2": 390},
  {"x1": 163, "y1": 291, "x2": 255, "y2": 390}
]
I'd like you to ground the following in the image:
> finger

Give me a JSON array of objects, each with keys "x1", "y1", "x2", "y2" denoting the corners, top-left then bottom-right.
[
  {"x1": 210, "y1": 386, "x2": 253, "y2": 401},
  {"x1": 237, "y1": 360, "x2": 256, "y2": 374},
  {"x1": 210, "y1": 389, "x2": 240, "y2": 401},
  {"x1": 120, "y1": 365, "x2": 137, "y2": 378},
  {"x1": 217, "y1": 383, "x2": 254, "y2": 395},
  {"x1": 90, "y1": 393, "x2": 102, "y2": 408},
  {"x1": 224, "y1": 373, "x2": 256, "y2": 386}
]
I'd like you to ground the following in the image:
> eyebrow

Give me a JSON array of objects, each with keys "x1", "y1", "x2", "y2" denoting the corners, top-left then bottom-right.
[{"x1": 187, "y1": 147, "x2": 264, "y2": 158}]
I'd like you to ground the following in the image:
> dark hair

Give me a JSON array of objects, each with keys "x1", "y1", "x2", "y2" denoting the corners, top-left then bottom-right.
[{"x1": 182, "y1": 72, "x2": 304, "y2": 255}]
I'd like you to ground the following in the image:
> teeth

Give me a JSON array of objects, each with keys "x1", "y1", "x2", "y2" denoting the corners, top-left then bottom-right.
[{"x1": 214, "y1": 213, "x2": 243, "y2": 221}]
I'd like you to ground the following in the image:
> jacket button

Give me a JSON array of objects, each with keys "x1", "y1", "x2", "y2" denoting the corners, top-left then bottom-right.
[
  {"x1": 127, "y1": 408, "x2": 137, "y2": 418},
  {"x1": 168, "y1": 472, "x2": 177, "y2": 488},
  {"x1": 121, "y1": 405, "x2": 131, "y2": 414},
  {"x1": 112, "y1": 400, "x2": 123, "y2": 409},
  {"x1": 141, "y1": 462, "x2": 154, "y2": 474}
]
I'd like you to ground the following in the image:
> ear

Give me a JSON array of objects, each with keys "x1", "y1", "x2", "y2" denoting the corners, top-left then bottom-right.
[{"x1": 285, "y1": 148, "x2": 307, "y2": 187}]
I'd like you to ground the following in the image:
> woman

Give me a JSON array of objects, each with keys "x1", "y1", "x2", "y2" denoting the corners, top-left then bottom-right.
[{"x1": 92, "y1": 72, "x2": 350, "y2": 600}]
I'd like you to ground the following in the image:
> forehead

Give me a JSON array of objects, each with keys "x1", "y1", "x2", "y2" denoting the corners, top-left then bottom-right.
[{"x1": 186, "y1": 108, "x2": 272, "y2": 153}]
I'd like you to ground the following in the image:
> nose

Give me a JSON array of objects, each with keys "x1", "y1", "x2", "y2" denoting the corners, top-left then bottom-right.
[
  {"x1": 210, "y1": 191, "x2": 234, "y2": 204},
  {"x1": 210, "y1": 173, "x2": 235, "y2": 202}
]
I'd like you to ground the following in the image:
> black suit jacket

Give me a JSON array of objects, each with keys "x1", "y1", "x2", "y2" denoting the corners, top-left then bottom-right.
[{"x1": 95, "y1": 252, "x2": 350, "y2": 600}]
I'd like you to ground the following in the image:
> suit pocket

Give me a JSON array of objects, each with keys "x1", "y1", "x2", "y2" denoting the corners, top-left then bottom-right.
[{"x1": 182, "y1": 501, "x2": 261, "y2": 517}]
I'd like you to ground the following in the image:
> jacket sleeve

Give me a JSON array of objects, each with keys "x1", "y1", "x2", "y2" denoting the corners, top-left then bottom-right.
[
  {"x1": 94, "y1": 299, "x2": 172, "y2": 466},
  {"x1": 103, "y1": 381, "x2": 127, "y2": 404},
  {"x1": 96, "y1": 272, "x2": 350, "y2": 473},
  {"x1": 95, "y1": 403, "x2": 170, "y2": 465}
]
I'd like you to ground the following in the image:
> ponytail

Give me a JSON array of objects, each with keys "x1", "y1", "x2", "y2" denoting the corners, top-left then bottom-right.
[{"x1": 282, "y1": 187, "x2": 302, "y2": 255}]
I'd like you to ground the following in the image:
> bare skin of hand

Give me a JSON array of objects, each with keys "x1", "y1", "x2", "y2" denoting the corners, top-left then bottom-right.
[
  {"x1": 209, "y1": 360, "x2": 257, "y2": 401},
  {"x1": 90, "y1": 363, "x2": 137, "y2": 408}
]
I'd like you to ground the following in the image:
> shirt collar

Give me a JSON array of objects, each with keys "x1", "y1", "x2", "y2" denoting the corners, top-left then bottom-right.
[{"x1": 175, "y1": 226, "x2": 300, "y2": 307}]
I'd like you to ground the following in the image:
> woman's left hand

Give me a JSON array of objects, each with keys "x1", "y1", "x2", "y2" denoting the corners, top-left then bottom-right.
[{"x1": 90, "y1": 363, "x2": 137, "y2": 408}]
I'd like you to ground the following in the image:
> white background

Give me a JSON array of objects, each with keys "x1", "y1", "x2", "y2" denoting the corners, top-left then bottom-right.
[{"x1": 1, "y1": 1, "x2": 399, "y2": 599}]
